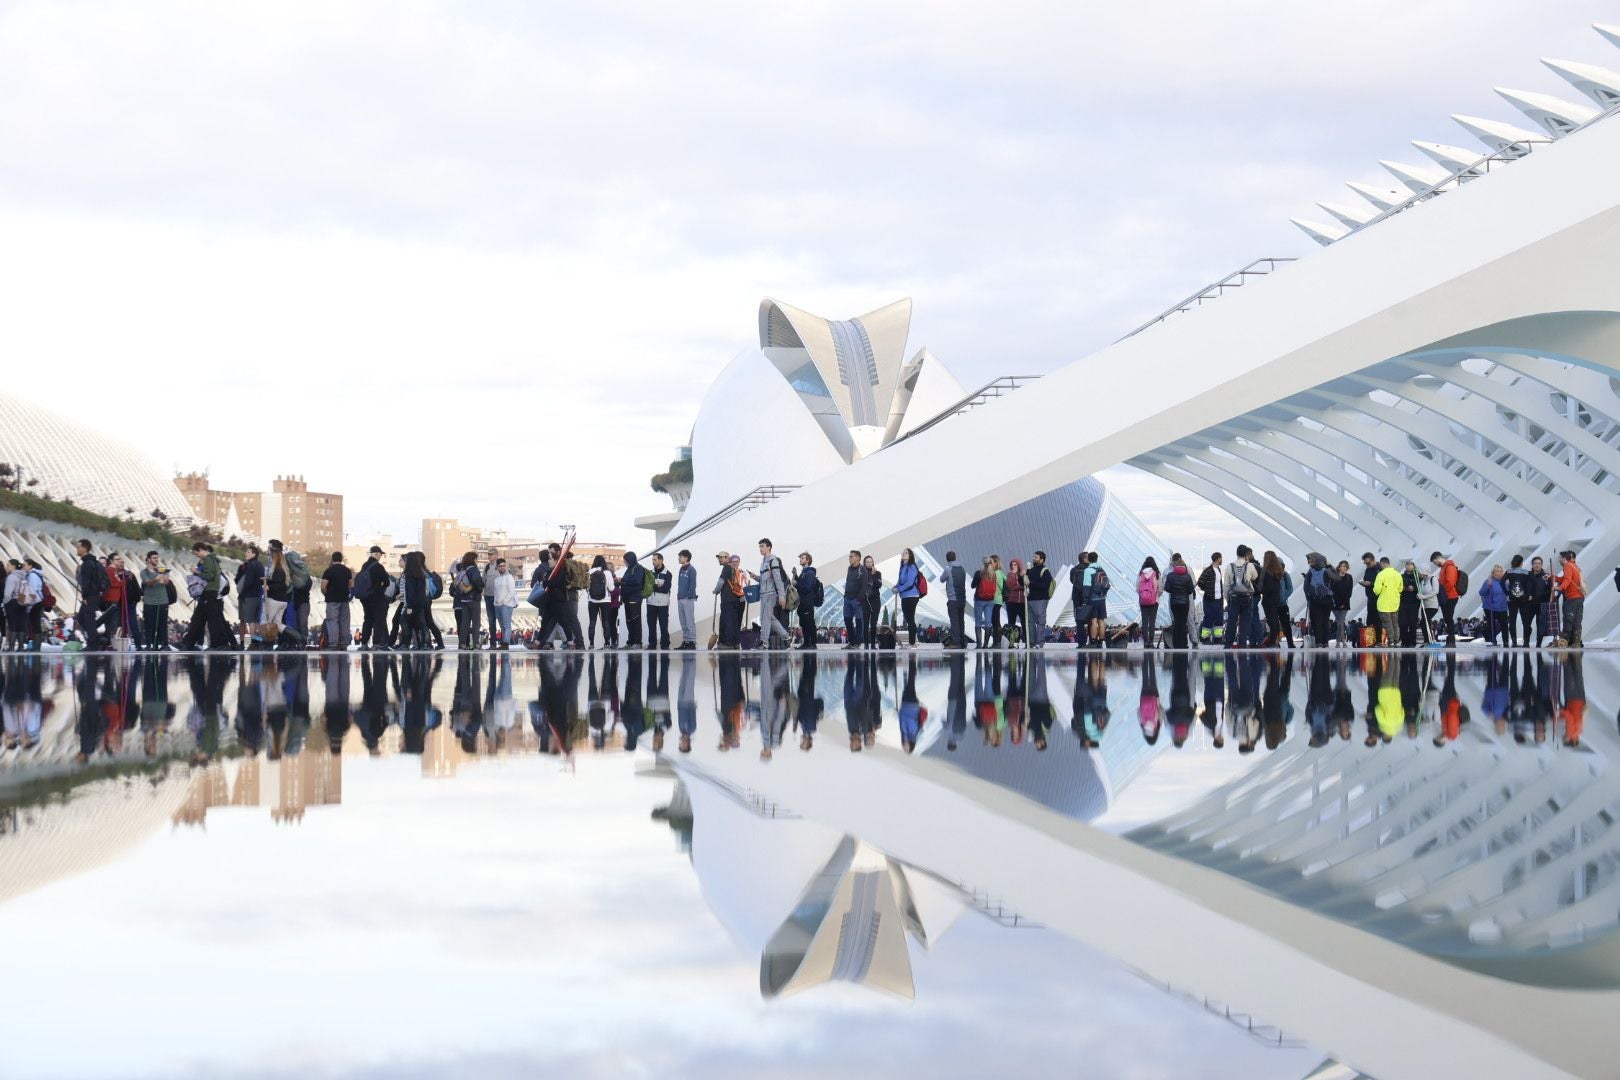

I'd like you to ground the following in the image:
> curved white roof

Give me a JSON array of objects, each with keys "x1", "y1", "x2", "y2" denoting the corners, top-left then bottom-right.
[
  {"x1": 1450, "y1": 113, "x2": 1548, "y2": 157},
  {"x1": 1493, "y1": 86, "x2": 1599, "y2": 137},
  {"x1": 0, "y1": 391, "x2": 193, "y2": 522},
  {"x1": 1541, "y1": 57, "x2": 1620, "y2": 107},
  {"x1": 1380, "y1": 158, "x2": 1450, "y2": 193}
]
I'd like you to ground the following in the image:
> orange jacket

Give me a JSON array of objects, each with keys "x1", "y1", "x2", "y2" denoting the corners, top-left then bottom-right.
[
  {"x1": 1556, "y1": 560, "x2": 1584, "y2": 599},
  {"x1": 1439, "y1": 560, "x2": 1459, "y2": 600}
]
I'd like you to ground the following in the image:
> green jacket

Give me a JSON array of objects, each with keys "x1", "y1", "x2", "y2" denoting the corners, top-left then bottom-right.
[{"x1": 197, "y1": 553, "x2": 223, "y2": 596}]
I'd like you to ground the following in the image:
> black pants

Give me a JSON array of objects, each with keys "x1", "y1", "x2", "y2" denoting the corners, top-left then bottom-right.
[
  {"x1": 647, "y1": 604, "x2": 670, "y2": 647},
  {"x1": 1399, "y1": 603, "x2": 1418, "y2": 647},
  {"x1": 77, "y1": 601, "x2": 106, "y2": 648},
  {"x1": 399, "y1": 606, "x2": 429, "y2": 649},
  {"x1": 1005, "y1": 599, "x2": 1026, "y2": 644},
  {"x1": 1308, "y1": 600, "x2": 1331, "y2": 646},
  {"x1": 360, "y1": 597, "x2": 391, "y2": 648},
  {"x1": 797, "y1": 605, "x2": 816, "y2": 647},
  {"x1": 1169, "y1": 603, "x2": 1190, "y2": 648},
  {"x1": 900, "y1": 596, "x2": 920, "y2": 644},
  {"x1": 719, "y1": 599, "x2": 742, "y2": 647},
  {"x1": 623, "y1": 600, "x2": 643, "y2": 646},
  {"x1": 588, "y1": 603, "x2": 615, "y2": 646},
  {"x1": 424, "y1": 607, "x2": 444, "y2": 648},
  {"x1": 1511, "y1": 600, "x2": 1536, "y2": 646},
  {"x1": 1139, "y1": 603, "x2": 1157, "y2": 647},
  {"x1": 864, "y1": 600, "x2": 880, "y2": 646},
  {"x1": 562, "y1": 592, "x2": 584, "y2": 646},
  {"x1": 947, "y1": 600, "x2": 966, "y2": 647},
  {"x1": 142, "y1": 605, "x2": 169, "y2": 650},
  {"x1": 1263, "y1": 600, "x2": 1292, "y2": 646},
  {"x1": 455, "y1": 603, "x2": 480, "y2": 647},
  {"x1": 1438, "y1": 596, "x2": 1458, "y2": 644}
]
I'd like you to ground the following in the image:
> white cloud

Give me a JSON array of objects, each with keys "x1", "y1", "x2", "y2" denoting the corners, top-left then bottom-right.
[{"x1": 1, "y1": 0, "x2": 1615, "y2": 546}]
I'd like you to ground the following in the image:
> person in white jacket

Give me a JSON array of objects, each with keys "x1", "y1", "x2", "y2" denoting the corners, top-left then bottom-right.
[{"x1": 486, "y1": 558, "x2": 518, "y2": 651}]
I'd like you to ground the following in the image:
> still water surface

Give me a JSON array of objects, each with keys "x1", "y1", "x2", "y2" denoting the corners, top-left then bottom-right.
[{"x1": 1, "y1": 650, "x2": 1617, "y2": 1079}]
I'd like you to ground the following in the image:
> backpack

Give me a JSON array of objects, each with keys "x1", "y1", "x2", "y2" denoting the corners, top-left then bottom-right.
[
  {"x1": 17, "y1": 571, "x2": 40, "y2": 608},
  {"x1": 352, "y1": 564, "x2": 375, "y2": 600},
  {"x1": 1506, "y1": 573, "x2": 1528, "y2": 602},
  {"x1": 589, "y1": 570, "x2": 608, "y2": 600},
  {"x1": 1305, "y1": 567, "x2": 1328, "y2": 601},
  {"x1": 384, "y1": 576, "x2": 399, "y2": 601},
  {"x1": 285, "y1": 550, "x2": 311, "y2": 591},
  {"x1": 639, "y1": 566, "x2": 656, "y2": 599},
  {"x1": 426, "y1": 570, "x2": 444, "y2": 601},
  {"x1": 812, "y1": 579, "x2": 826, "y2": 607},
  {"x1": 38, "y1": 577, "x2": 55, "y2": 611},
  {"x1": 566, "y1": 558, "x2": 589, "y2": 590},
  {"x1": 1231, "y1": 560, "x2": 1255, "y2": 595},
  {"x1": 916, "y1": 572, "x2": 928, "y2": 597},
  {"x1": 1091, "y1": 567, "x2": 1110, "y2": 597},
  {"x1": 974, "y1": 571, "x2": 995, "y2": 601},
  {"x1": 1137, "y1": 570, "x2": 1157, "y2": 605},
  {"x1": 1454, "y1": 567, "x2": 1470, "y2": 596}
]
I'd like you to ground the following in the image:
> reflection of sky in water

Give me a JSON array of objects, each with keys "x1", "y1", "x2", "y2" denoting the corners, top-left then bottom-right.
[
  {"x1": 0, "y1": 752, "x2": 1320, "y2": 1080},
  {"x1": 6, "y1": 650, "x2": 1620, "y2": 1077}
]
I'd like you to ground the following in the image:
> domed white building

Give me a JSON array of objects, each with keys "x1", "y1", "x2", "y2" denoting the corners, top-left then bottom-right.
[{"x1": 0, "y1": 391, "x2": 194, "y2": 523}]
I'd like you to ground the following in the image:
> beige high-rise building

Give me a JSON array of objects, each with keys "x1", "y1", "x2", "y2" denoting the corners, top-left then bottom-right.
[
  {"x1": 423, "y1": 518, "x2": 472, "y2": 572},
  {"x1": 174, "y1": 473, "x2": 343, "y2": 553}
]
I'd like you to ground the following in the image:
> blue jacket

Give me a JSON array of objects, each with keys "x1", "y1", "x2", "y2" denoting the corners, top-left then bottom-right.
[
  {"x1": 677, "y1": 564, "x2": 698, "y2": 600},
  {"x1": 1478, "y1": 576, "x2": 1508, "y2": 613},
  {"x1": 895, "y1": 562, "x2": 921, "y2": 598},
  {"x1": 795, "y1": 565, "x2": 820, "y2": 609},
  {"x1": 620, "y1": 553, "x2": 645, "y2": 599}
]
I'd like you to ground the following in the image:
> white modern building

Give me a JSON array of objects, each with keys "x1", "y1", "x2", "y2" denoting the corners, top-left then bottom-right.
[
  {"x1": 652, "y1": 21, "x2": 1620, "y2": 641},
  {"x1": 640, "y1": 298, "x2": 1169, "y2": 628}
]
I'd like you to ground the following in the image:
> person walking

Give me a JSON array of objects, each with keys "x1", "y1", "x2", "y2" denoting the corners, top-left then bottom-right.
[
  {"x1": 180, "y1": 541, "x2": 236, "y2": 651},
  {"x1": 938, "y1": 550, "x2": 968, "y2": 648},
  {"x1": 1136, "y1": 557, "x2": 1161, "y2": 648},
  {"x1": 1504, "y1": 554, "x2": 1534, "y2": 648},
  {"x1": 485, "y1": 557, "x2": 517, "y2": 649},
  {"x1": 842, "y1": 550, "x2": 869, "y2": 649},
  {"x1": 74, "y1": 539, "x2": 110, "y2": 650},
  {"x1": 1027, "y1": 551, "x2": 1053, "y2": 647},
  {"x1": 1197, "y1": 552, "x2": 1224, "y2": 646},
  {"x1": 320, "y1": 552, "x2": 353, "y2": 650},
  {"x1": 1371, "y1": 557, "x2": 1403, "y2": 646},
  {"x1": 792, "y1": 552, "x2": 820, "y2": 650},
  {"x1": 264, "y1": 544, "x2": 304, "y2": 648},
  {"x1": 1431, "y1": 552, "x2": 1461, "y2": 647},
  {"x1": 648, "y1": 552, "x2": 674, "y2": 649},
  {"x1": 754, "y1": 540, "x2": 791, "y2": 650},
  {"x1": 1004, "y1": 557, "x2": 1029, "y2": 647},
  {"x1": 452, "y1": 552, "x2": 484, "y2": 649},
  {"x1": 619, "y1": 551, "x2": 647, "y2": 648},
  {"x1": 1162, "y1": 553, "x2": 1196, "y2": 648},
  {"x1": 862, "y1": 555, "x2": 883, "y2": 649},
  {"x1": 1223, "y1": 546, "x2": 1258, "y2": 649},
  {"x1": 675, "y1": 550, "x2": 699, "y2": 650},
  {"x1": 1479, "y1": 565, "x2": 1510, "y2": 645},
  {"x1": 894, "y1": 548, "x2": 923, "y2": 647},
  {"x1": 138, "y1": 551, "x2": 172, "y2": 652},
  {"x1": 1555, "y1": 549, "x2": 1585, "y2": 647}
]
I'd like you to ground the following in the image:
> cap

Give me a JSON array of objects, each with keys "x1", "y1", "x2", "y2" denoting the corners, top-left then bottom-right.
[{"x1": 716, "y1": 550, "x2": 729, "y2": 559}]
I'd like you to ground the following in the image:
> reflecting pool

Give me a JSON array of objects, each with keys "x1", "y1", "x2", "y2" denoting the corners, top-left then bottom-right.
[{"x1": 2, "y1": 650, "x2": 1617, "y2": 1079}]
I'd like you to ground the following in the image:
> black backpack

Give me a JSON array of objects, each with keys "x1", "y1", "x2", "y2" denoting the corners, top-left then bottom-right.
[
  {"x1": 589, "y1": 571, "x2": 607, "y2": 600},
  {"x1": 1454, "y1": 567, "x2": 1470, "y2": 596},
  {"x1": 1506, "y1": 574, "x2": 1528, "y2": 602}
]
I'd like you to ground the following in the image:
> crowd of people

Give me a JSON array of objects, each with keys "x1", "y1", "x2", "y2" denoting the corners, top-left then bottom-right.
[{"x1": 1, "y1": 534, "x2": 1610, "y2": 654}]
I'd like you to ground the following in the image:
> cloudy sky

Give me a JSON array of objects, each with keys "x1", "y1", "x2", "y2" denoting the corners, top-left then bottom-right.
[{"x1": 2, "y1": 1, "x2": 1616, "y2": 554}]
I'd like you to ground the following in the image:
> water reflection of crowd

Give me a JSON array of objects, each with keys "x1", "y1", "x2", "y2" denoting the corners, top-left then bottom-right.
[{"x1": 0, "y1": 650, "x2": 1597, "y2": 783}]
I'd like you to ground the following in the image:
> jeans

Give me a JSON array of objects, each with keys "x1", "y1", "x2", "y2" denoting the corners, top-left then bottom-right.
[
  {"x1": 1224, "y1": 593, "x2": 1254, "y2": 647},
  {"x1": 623, "y1": 599, "x2": 643, "y2": 646},
  {"x1": 647, "y1": 603, "x2": 671, "y2": 647},
  {"x1": 324, "y1": 600, "x2": 350, "y2": 649},
  {"x1": 678, "y1": 597, "x2": 696, "y2": 645},
  {"x1": 1333, "y1": 608, "x2": 1348, "y2": 644},
  {"x1": 455, "y1": 602, "x2": 481, "y2": 647},
  {"x1": 484, "y1": 597, "x2": 498, "y2": 643},
  {"x1": 1028, "y1": 598, "x2": 1048, "y2": 646},
  {"x1": 562, "y1": 591, "x2": 584, "y2": 647},
  {"x1": 142, "y1": 605, "x2": 169, "y2": 650},
  {"x1": 973, "y1": 599, "x2": 993, "y2": 645},
  {"x1": 1563, "y1": 596, "x2": 1584, "y2": 646},
  {"x1": 493, "y1": 603, "x2": 513, "y2": 646},
  {"x1": 947, "y1": 599, "x2": 966, "y2": 647},
  {"x1": 843, "y1": 596, "x2": 866, "y2": 646}
]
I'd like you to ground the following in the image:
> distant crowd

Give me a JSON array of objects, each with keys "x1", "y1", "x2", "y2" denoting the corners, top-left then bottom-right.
[{"x1": 0, "y1": 534, "x2": 1610, "y2": 653}]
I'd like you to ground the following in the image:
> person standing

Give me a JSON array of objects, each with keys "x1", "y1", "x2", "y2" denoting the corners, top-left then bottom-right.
[
  {"x1": 938, "y1": 550, "x2": 968, "y2": 648},
  {"x1": 862, "y1": 555, "x2": 883, "y2": 649},
  {"x1": 102, "y1": 554, "x2": 138, "y2": 647},
  {"x1": 586, "y1": 555, "x2": 617, "y2": 648},
  {"x1": 710, "y1": 551, "x2": 738, "y2": 649},
  {"x1": 1004, "y1": 557, "x2": 1029, "y2": 648},
  {"x1": 1197, "y1": 553, "x2": 1224, "y2": 646},
  {"x1": 842, "y1": 550, "x2": 869, "y2": 649},
  {"x1": 754, "y1": 539, "x2": 791, "y2": 650},
  {"x1": 452, "y1": 552, "x2": 484, "y2": 650},
  {"x1": 675, "y1": 550, "x2": 699, "y2": 650},
  {"x1": 648, "y1": 552, "x2": 673, "y2": 649},
  {"x1": 1161, "y1": 553, "x2": 1195, "y2": 648},
  {"x1": 1330, "y1": 560, "x2": 1354, "y2": 646},
  {"x1": 1478, "y1": 565, "x2": 1509, "y2": 645},
  {"x1": 1529, "y1": 556, "x2": 1553, "y2": 647},
  {"x1": 264, "y1": 544, "x2": 303, "y2": 648},
  {"x1": 1069, "y1": 552, "x2": 1094, "y2": 649},
  {"x1": 1299, "y1": 555, "x2": 1335, "y2": 647},
  {"x1": 1085, "y1": 552, "x2": 1109, "y2": 648},
  {"x1": 1431, "y1": 552, "x2": 1461, "y2": 647},
  {"x1": 975, "y1": 556, "x2": 999, "y2": 649},
  {"x1": 354, "y1": 546, "x2": 392, "y2": 650},
  {"x1": 1399, "y1": 560, "x2": 1423, "y2": 648},
  {"x1": 1136, "y1": 557, "x2": 1161, "y2": 648},
  {"x1": 619, "y1": 551, "x2": 647, "y2": 648},
  {"x1": 1555, "y1": 549, "x2": 1585, "y2": 647},
  {"x1": 3, "y1": 560, "x2": 29, "y2": 652},
  {"x1": 1372, "y1": 557, "x2": 1404, "y2": 646},
  {"x1": 561, "y1": 545, "x2": 588, "y2": 649},
  {"x1": 1027, "y1": 551, "x2": 1053, "y2": 647},
  {"x1": 139, "y1": 551, "x2": 172, "y2": 652},
  {"x1": 482, "y1": 549, "x2": 502, "y2": 648},
  {"x1": 485, "y1": 557, "x2": 517, "y2": 649},
  {"x1": 1259, "y1": 552, "x2": 1289, "y2": 648},
  {"x1": 320, "y1": 552, "x2": 353, "y2": 650},
  {"x1": 398, "y1": 551, "x2": 430, "y2": 650},
  {"x1": 894, "y1": 548, "x2": 923, "y2": 647},
  {"x1": 792, "y1": 552, "x2": 820, "y2": 650},
  {"x1": 1223, "y1": 546, "x2": 1258, "y2": 649},
  {"x1": 74, "y1": 539, "x2": 109, "y2": 650},
  {"x1": 1504, "y1": 554, "x2": 1534, "y2": 648}
]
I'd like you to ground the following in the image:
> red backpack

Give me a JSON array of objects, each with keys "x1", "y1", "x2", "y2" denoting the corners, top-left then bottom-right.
[{"x1": 974, "y1": 571, "x2": 996, "y2": 601}]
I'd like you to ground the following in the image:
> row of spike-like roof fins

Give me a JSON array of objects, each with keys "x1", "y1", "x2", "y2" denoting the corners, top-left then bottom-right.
[{"x1": 1292, "y1": 23, "x2": 1620, "y2": 245}]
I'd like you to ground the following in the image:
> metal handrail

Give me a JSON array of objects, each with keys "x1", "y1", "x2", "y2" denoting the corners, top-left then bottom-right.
[
  {"x1": 884, "y1": 375, "x2": 1042, "y2": 449},
  {"x1": 656, "y1": 484, "x2": 801, "y2": 552},
  {"x1": 1116, "y1": 257, "x2": 1297, "y2": 342},
  {"x1": 1346, "y1": 97, "x2": 1620, "y2": 239}
]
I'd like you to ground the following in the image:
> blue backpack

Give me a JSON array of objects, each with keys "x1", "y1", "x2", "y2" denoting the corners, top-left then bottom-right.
[
  {"x1": 427, "y1": 571, "x2": 444, "y2": 601},
  {"x1": 352, "y1": 565, "x2": 375, "y2": 601}
]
